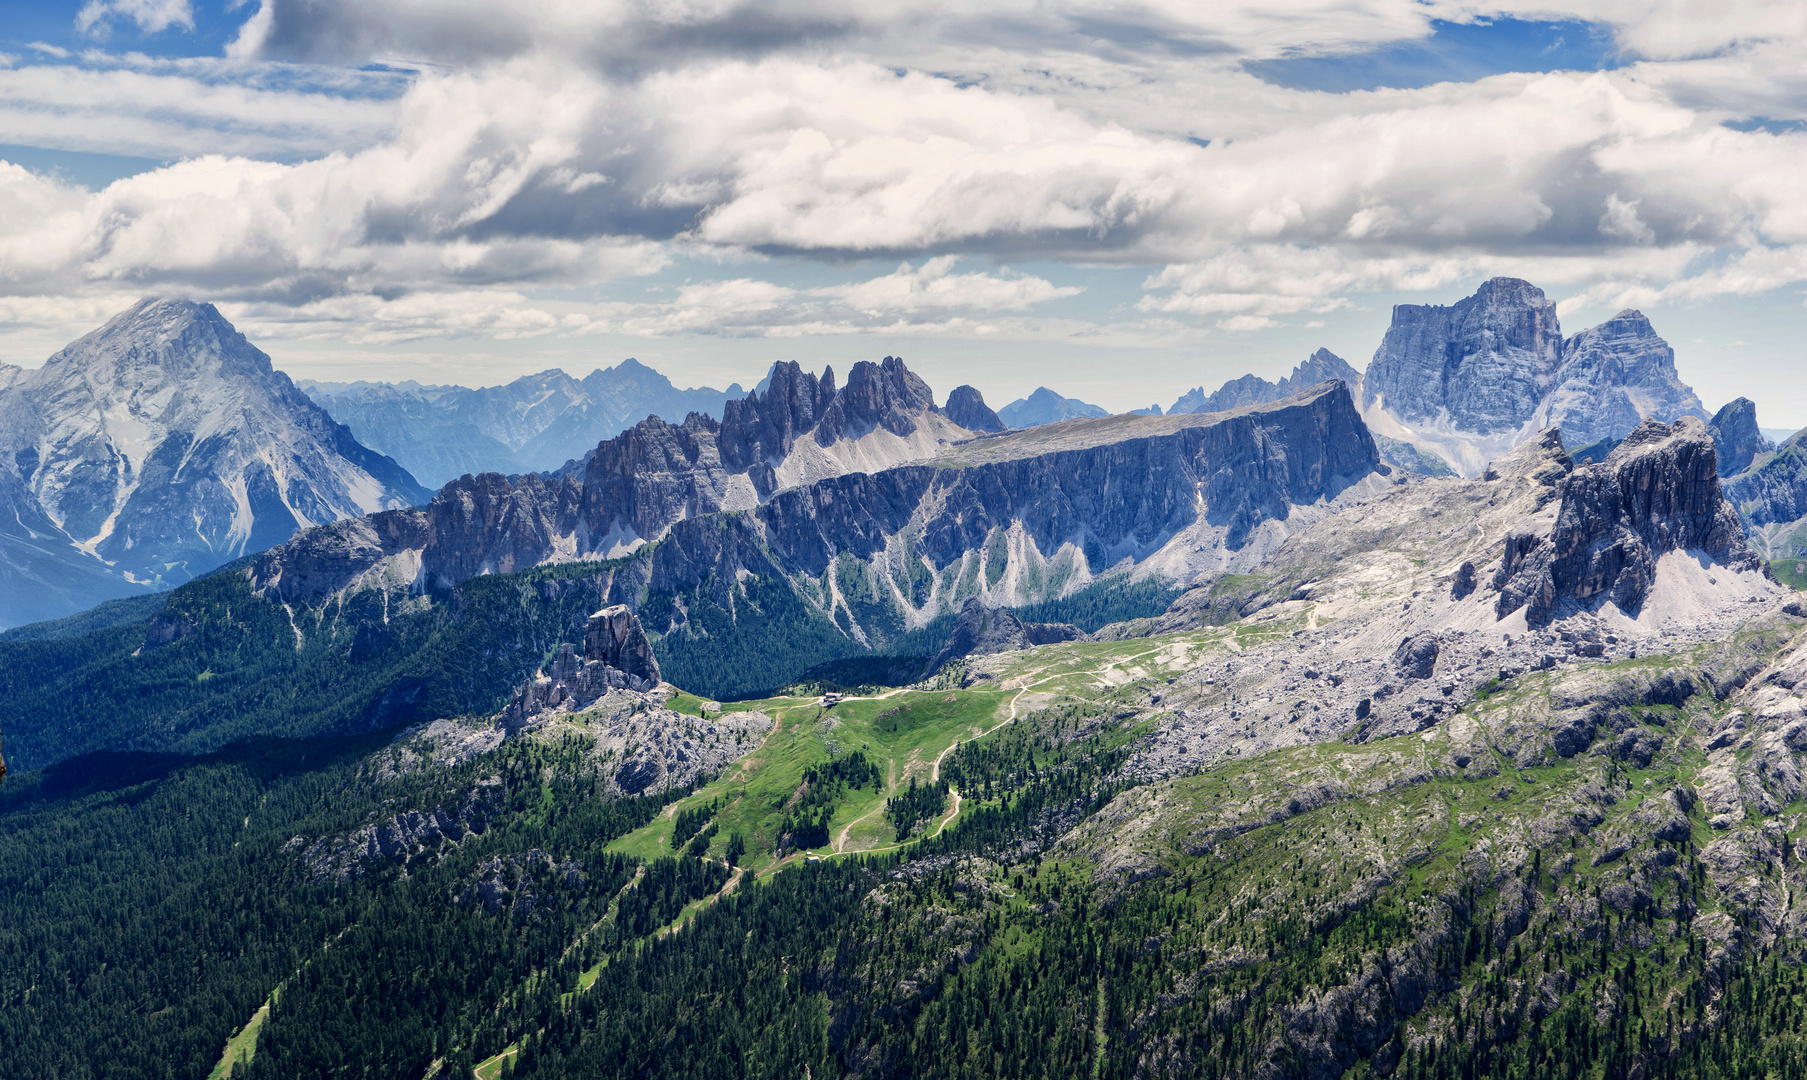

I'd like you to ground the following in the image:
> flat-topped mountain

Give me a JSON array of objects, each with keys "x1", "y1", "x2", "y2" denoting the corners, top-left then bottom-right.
[{"x1": 0, "y1": 299, "x2": 429, "y2": 627}]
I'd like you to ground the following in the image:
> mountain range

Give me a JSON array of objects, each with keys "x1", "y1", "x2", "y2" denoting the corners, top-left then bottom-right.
[
  {"x1": 4, "y1": 276, "x2": 1807, "y2": 1079},
  {"x1": 299, "y1": 361, "x2": 746, "y2": 488}
]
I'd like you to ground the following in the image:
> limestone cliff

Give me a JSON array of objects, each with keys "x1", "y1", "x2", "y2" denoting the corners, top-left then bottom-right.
[{"x1": 1492, "y1": 417, "x2": 1763, "y2": 626}]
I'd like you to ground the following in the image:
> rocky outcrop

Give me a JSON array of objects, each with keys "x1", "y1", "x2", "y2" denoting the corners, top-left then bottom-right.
[
  {"x1": 1168, "y1": 348, "x2": 1362, "y2": 416},
  {"x1": 503, "y1": 606, "x2": 662, "y2": 726},
  {"x1": 997, "y1": 387, "x2": 1109, "y2": 428},
  {"x1": 1710, "y1": 398, "x2": 1772, "y2": 477},
  {"x1": 924, "y1": 597, "x2": 1083, "y2": 674},
  {"x1": 1493, "y1": 418, "x2": 1764, "y2": 626},
  {"x1": 1540, "y1": 309, "x2": 1710, "y2": 449},
  {"x1": 583, "y1": 605, "x2": 660, "y2": 685},
  {"x1": 944, "y1": 385, "x2": 1005, "y2": 433},
  {"x1": 0, "y1": 298, "x2": 431, "y2": 628},
  {"x1": 1365, "y1": 278, "x2": 1563, "y2": 437}
]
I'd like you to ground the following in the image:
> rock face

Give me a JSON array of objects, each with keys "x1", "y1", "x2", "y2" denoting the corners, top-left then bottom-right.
[
  {"x1": 924, "y1": 597, "x2": 1083, "y2": 674},
  {"x1": 0, "y1": 299, "x2": 430, "y2": 628},
  {"x1": 255, "y1": 382, "x2": 1384, "y2": 660},
  {"x1": 1710, "y1": 397, "x2": 1772, "y2": 477},
  {"x1": 997, "y1": 387, "x2": 1109, "y2": 428},
  {"x1": 1363, "y1": 281, "x2": 1713, "y2": 477},
  {"x1": 1540, "y1": 309, "x2": 1709, "y2": 449},
  {"x1": 301, "y1": 359, "x2": 744, "y2": 488},
  {"x1": 1365, "y1": 278, "x2": 1563, "y2": 438},
  {"x1": 252, "y1": 355, "x2": 983, "y2": 600},
  {"x1": 503, "y1": 606, "x2": 662, "y2": 725},
  {"x1": 584, "y1": 605, "x2": 660, "y2": 685},
  {"x1": 1169, "y1": 349, "x2": 1362, "y2": 416},
  {"x1": 944, "y1": 385, "x2": 1006, "y2": 433},
  {"x1": 1493, "y1": 418, "x2": 1763, "y2": 626},
  {"x1": 1726, "y1": 429, "x2": 1807, "y2": 560}
]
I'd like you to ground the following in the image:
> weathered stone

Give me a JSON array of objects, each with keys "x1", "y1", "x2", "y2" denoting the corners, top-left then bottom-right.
[{"x1": 1710, "y1": 397, "x2": 1772, "y2": 477}]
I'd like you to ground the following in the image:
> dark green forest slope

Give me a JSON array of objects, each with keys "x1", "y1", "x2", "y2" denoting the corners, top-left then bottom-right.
[
  {"x1": 6, "y1": 681, "x2": 1807, "y2": 1080},
  {"x1": 0, "y1": 553, "x2": 1173, "y2": 771}
]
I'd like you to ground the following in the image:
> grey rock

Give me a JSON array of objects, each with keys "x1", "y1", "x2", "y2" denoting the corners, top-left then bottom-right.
[
  {"x1": 1493, "y1": 418, "x2": 1762, "y2": 625},
  {"x1": 1364, "y1": 278, "x2": 1563, "y2": 437},
  {"x1": 1542, "y1": 309, "x2": 1710, "y2": 449},
  {"x1": 1393, "y1": 633, "x2": 1441, "y2": 679},
  {"x1": 1709, "y1": 397, "x2": 1772, "y2": 477},
  {"x1": 1725, "y1": 428, "x2": 1807, "y2": 560},
  {"x1": 944, "y1": 385, "x2": 1005, "y2": 433},
  {"x1": 584, "y1": 604, "x2": 661, "y2": 686},
  {"x1": 0, "y1": 298, "x2": 430, "y2": 628},
  {"x1": 1364, "y1": 283, "x2": 1712, "y2": 477}
]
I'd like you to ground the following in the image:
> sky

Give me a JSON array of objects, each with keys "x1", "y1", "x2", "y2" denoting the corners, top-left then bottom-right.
[{"x1": 2, "y1": 1, "x2": 1807, "y2": 426}]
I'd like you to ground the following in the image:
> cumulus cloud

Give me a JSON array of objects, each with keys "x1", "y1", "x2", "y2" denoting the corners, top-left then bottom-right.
[{"x1": 4, "y1": 0, "x2": 1807, "y2": 351}]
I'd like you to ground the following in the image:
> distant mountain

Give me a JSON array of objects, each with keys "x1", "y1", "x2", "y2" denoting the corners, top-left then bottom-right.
[
  {"x1": 301, "y1": 359, "x2": 745, "y2": 488},
  {"x1": 1363, "y1": 278, "x2": 1710, "y2": 475},
  {"x1": 943, "y1": 385, "x2": 1006, "y2": 433},
  {"x1": 997, "y1": 387, "x2": 1109, "y2": 428},
  {"x1": 0, "y1": 299, "x2": 429, "y2": 628},
  {"x1": 1168, "y1": 348, "x2": 1362, "y2": 415},
  {"x1": 253, "y1": 356, "x2": 993, "y2": 603}
]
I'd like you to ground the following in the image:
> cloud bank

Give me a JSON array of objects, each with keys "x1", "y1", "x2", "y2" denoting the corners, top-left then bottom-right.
[{"x1": 1, "y1": 0, "x2": 1805, "y2": 353}]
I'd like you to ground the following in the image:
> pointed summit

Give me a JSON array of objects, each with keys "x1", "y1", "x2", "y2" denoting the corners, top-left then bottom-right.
[{"x1": 0, "y1": 298, "x2": 430, "y2": 627}]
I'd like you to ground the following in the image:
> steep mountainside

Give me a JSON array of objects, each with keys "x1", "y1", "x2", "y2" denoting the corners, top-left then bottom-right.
[
  {"x1": 1363, "y1": 279, "x2": 1709, "y2": 476},
  {"x1": 997, "y1": 386, "x2": 1109, "y2": 428},
  {"x1": 301, "y1": 359, "x2": 744, "y2": 487},
  {"x1": 0, "y1": 300, "x2": 429, "y2": 628},
  {"x1": 1726, "y1": 427, "x2": 1807, "y2": 563},
  {"x1": 1537, "y1": 308, "x2": 1709, "y2": 449},
  {"x1": 251, "y1": 382, "x2": 1382, "y2": 696},
  {"x1": 1709, "y1": 397, "x2": 1773, "y2": 477}
]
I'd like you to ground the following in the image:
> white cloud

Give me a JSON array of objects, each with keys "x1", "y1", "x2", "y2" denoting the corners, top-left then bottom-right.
[
  {"x1": 76, "y1": 0, "x2": 196, "y2": 39},
  {"x1": 3, "y1": 0, "x2": 1807, "y2": 354}
]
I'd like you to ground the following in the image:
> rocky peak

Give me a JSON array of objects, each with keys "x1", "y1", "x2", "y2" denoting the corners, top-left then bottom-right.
[
  {"x1": 1365, "y1": 277, "x2": 1563, "y2": 437},
  {"x1": 1538, "y1": 309, "x2": 1708, "y2": 450},
  {"x1": 944, "y1": 385, "x2": 1005, "y2": 433},
  {"x1": 503, "y1": 605, "x2": 661, "y2": 727},
  {"x1": 0, "y1": 297, "x2": 429, "y2": 626},
  {"x1": 52, "y1": 298, "x2": 273, "y2": 382},
  {"x1": 1493, "y1": 418, "x2": 1763, "y2": 626},
  {"x1": 1709, "y1": 397, "x2": 1771, "y2": 477},
  {"x1": 813, "y1": 356, "x2": 939, "y2": 444},
  {"x1": 583, "y1": 604, "x2": 661, "y2": 685},
  {"x1": 718, "y1": 361, "x2": 837, "y2": 470},
  {"x1": 1169, "y1": 348, "x2": 1362, "y2": 416}
]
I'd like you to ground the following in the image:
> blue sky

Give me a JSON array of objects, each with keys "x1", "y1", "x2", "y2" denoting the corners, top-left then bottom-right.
[{"x1": 3, "y1": 0, "x2": 1807, "y2": 428}]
